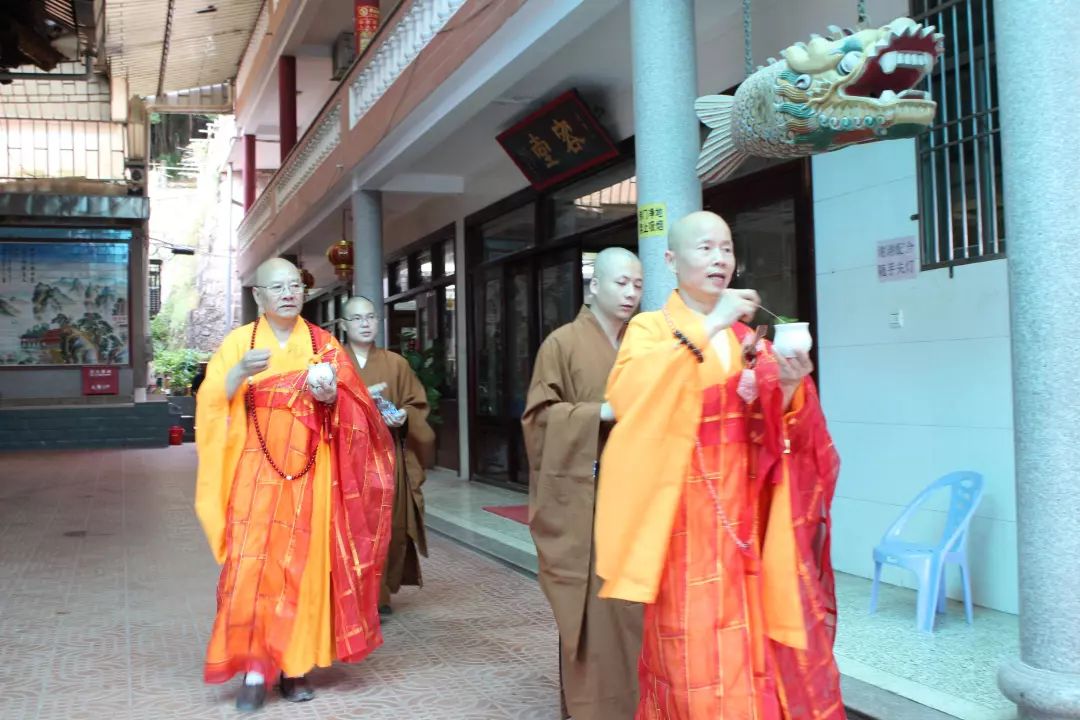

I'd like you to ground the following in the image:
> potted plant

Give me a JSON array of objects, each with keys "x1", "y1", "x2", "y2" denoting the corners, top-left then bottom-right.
[{"x1": 401, "y1": 340, "x2": 447, "y2": 426}]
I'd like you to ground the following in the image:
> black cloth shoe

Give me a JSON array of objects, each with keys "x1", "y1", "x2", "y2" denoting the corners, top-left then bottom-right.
[
  {"x1": 378, "y1": 604, "x2": 393, "y2": 616},
  {"x1": 279, "y1": 674, "x2": 315, "y2": 703},
  {"x1": 236, "y1": 680, "x2": 267, "y2": 712}
]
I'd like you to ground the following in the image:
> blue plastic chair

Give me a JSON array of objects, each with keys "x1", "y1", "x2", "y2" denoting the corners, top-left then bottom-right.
[{"x1": 869, "y1": 471, "x2": 984, "y2": 632}]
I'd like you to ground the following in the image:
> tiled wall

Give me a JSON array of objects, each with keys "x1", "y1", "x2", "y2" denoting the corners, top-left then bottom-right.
[
  {"x1": 0, "y1": 62, "x2": 112, "y2": 121},
  {"x1": 812, "y1": 140, "x2": 1018, "y2": 614}
]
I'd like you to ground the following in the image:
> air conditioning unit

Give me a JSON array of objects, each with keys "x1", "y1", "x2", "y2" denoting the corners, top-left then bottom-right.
[{"x1": 331, "y1": 32, "x2": 356, "y2": 81}]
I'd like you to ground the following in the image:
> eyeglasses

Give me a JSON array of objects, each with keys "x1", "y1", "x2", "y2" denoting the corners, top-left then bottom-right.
[
  {"x1": 343, "y1": 314, "x2": 377, "y2": 324},
  {"x1": 255, "y1": 282, "x2": 304, "y2": 297}
]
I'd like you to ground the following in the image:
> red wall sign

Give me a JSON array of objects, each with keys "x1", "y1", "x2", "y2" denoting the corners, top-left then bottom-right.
[
  {"x1": 355, "y1": 0, "x2": 380, "y2": 55},
  {"x1": 82, "y1": 366, "x2": 119, "y2": 395}
]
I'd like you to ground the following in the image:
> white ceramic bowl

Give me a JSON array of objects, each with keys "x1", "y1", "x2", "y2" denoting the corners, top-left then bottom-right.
[
  {"x1": 772, "y1": 322, "x2": 812, "y2": 358},
  {"x1": 307, "y1": 362, "x2": 335, "y2": 387}
]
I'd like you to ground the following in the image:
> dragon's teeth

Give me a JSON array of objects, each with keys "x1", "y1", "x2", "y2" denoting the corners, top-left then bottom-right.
[{"x1": 880, "y1": 51, "x2": 898, "y2": 74}]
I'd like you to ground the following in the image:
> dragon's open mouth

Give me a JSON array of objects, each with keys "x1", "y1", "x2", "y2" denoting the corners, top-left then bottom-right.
[{"x1": 843, "y1": 23, "x2": 944, "y2": 103}]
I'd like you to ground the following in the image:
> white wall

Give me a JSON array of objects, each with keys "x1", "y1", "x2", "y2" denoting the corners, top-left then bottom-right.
[{"x1": 813, "y1": 139, "x2": 1017, "y2": 614}]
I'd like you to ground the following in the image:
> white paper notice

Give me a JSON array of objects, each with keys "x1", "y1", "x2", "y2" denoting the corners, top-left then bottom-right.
[{"x1": 877, "y1": 236, "x2": 918, "y2": 282}]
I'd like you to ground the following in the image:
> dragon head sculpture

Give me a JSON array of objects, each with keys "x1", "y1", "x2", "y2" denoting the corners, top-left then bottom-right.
[{"x1": 695, "y1": 17, "x2": 945, "y2": 183}]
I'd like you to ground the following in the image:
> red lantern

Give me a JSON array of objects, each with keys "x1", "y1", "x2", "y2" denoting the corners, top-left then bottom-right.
[
  {"x1": 299, "y1": 267, "x2": 315, "y2": 290},
  {"x1": 355, "y1": 0, "x2": 380, "y2": 55},
  {"x1": 327, "y1": 239, "x2": 354, "y2": 283}
]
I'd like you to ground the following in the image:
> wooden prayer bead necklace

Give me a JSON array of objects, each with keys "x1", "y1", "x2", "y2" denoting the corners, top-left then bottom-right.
[
  {"x1": 245, "y1": 317, "x2": 321, "y2": 482},
  {"x1": 663, "y1": 309, "x2": 755, "y2": 553},
  {"x1": 662, "y1": 309, "x2": 704, "y2": 363}
]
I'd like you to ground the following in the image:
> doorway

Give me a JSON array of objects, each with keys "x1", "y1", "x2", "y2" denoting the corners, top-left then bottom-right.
[
  {"x1": 468, "y1": 219, "x2": 637, "y2": 491},
  {"x1": 703, "y1": 159, "x2": 817, "y2": 367}
]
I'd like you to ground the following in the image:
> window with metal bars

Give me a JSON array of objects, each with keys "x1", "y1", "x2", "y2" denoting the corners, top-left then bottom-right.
[
  {"x1": 148, "y1": 259, "x2": 162, "y2": 318},
  {"x1": 912, "y1": 0, "x2": 1004, "y2": 268}
]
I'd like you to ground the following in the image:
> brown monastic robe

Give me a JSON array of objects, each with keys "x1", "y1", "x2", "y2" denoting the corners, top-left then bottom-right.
[
  {"x1": 521, "y1": 306, "x2": 643, "y2": 720},
  {"x1": 347, "y1": 346, "x2": 435, "y2": 605}
]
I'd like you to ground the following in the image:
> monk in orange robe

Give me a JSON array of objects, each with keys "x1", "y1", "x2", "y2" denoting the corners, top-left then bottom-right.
[
  {"x1": 595, "y1": 212, "x2": 844, "y2": 720},
  {"x1": 195, "y1": 258, "x2": 395, "y2": 712},
  {"x1": 341, "y1": 295, "x2": 435, "y2": 615},
  {"x1": 522, "y1": 247, "x2": 645, "y2": 720}
]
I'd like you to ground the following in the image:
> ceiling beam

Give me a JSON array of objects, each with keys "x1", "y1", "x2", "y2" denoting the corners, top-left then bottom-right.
[
  {"x1": 380, "y1": 173, "x2": 465, "y2": 194},
  {"x1": 156, "y1": 0, "x2": 177, "y2": 98}
]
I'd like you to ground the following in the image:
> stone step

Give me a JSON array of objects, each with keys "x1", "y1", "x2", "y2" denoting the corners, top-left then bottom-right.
[{"x1": 0, "y1": 403, "x2": 176, "y2": 451}]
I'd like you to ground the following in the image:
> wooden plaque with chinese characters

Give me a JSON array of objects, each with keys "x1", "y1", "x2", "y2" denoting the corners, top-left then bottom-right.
[{"x1": 495, "y1": 89, "x2": 620, "y2": 190}]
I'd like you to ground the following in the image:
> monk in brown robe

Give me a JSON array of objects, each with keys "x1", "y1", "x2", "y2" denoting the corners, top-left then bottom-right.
[
  {"x1": 341, "y1": 295, "x2": 434, "y2": 615},
  {"x1": 522, "y1": 247, "x2": 646, "y2": 720},
  {"x1": 195, "y1": 259, "x2": 394, "y2": 711}
]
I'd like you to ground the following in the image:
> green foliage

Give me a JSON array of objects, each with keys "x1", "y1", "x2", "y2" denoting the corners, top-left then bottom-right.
[
  {"x1": 151, "y1": 276, "x2": 197, "y2": 356},
  {"x1": 155, "y1": 348, "x2": 204, "y2": 394},
  {"x1": 402, "y1": 341, "x2": 447, "y2": 426},
  {"x1": 151, "y1": 275, "x2": 206, "y2": 393}
]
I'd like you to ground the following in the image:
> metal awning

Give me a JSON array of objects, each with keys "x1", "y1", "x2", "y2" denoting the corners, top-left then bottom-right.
[{"x1": 102, "y1": 0, "x2": 264, "y2": 97}]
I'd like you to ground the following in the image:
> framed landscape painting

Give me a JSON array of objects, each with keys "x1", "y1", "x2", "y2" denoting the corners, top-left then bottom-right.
[{"x1": 0, "y1": 241, "x2": 130, "y2": 366}]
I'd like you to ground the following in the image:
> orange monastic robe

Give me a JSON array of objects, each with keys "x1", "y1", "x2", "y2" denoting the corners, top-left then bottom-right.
[
  {"x1": 595, "y1": 291, "x2": 844, "y2": 720},
  {"x1": 195, "y1": 318, "x2": 395, "y2": 683}
]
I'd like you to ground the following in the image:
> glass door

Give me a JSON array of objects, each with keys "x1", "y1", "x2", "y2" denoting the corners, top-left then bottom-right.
[
  {"x1": 539, "y1": 247, "x2": 581, "y2": 341},
  {"x1": 472, "y1": 265, "x2": 509, "y2": 482},
  {"x1": 703, "y1": 159, "x2": 817, "y2": 366},
  {"x1": 435, "y1": 283, "x2": 459, "y2": 471},
  {"x1": 505, "y1": 260, "x2": 534, "y2": 487}
]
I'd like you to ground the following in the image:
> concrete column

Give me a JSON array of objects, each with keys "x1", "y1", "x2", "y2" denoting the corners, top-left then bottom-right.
[
  {"x1": 350, "y1": 189, "x2": 384, "y2": 347},
  {"x1": 130, "y1": 225, "x2": 149, "y2": 392},
  {"x1": 629, "y1": 0, "x2": 701, "y2": 311},
  {"x1": 243, "y1": 134, "x2": 256, "y2": 212},
  {"x1": 996, "y1": 3, "x2": 1080, "y2": 719},
  {"x1": 278, "y1": 56, "x2": 298, "y2": 161}
]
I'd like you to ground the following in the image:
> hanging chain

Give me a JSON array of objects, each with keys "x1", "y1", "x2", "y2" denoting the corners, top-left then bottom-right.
[
  {"x1": 694, "y1": 439, "x2": 754, "y2": 554},
  {"x1": 857, "y1": 0, "x2": 868, "y2": 26},
  {"x1": 742, "y1": 0, "x2": 753, "y2": 78}
]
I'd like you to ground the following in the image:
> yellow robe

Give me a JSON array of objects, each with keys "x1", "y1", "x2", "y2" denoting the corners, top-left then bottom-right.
[{"x1": 195, "y1": 319, "x2": 332, "y2": 677}]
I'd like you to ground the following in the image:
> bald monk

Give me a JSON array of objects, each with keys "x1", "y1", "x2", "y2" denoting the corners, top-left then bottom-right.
[
  {"x1": 522, "y1": 247, "x2": 646, "y2": 720},
  {"x1": 195, "y1": 259, "x2": 395, "y2": 711},
  {"x1": 340, "y1": 295, "x2": 434, "y2": 615},
  {"x1": 595, "y1": 212, "x2": 844, "y2": 719}
]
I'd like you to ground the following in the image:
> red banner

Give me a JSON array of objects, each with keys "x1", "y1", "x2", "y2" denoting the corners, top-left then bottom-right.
[
  {"x1": 355, "y1": 0, "x2": 380, "y2": 55},
  {"x1": 82, "y1": 366, "x2": 119, "y2": 395}
]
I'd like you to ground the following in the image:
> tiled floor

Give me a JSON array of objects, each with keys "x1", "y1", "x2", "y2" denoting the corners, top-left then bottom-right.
[
  {"x1": 422, "y1": 470, "x2": 1020, "y2": 720},
  {"x1": 0, "y1": 446, "x2": 1020, "y2": 720},
  {"x1": 0, "y1": 447, "x2": 561, "y2": 720}
]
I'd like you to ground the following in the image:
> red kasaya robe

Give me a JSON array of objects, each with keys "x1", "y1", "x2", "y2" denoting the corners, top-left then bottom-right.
[
  {"x1": 195, "y1": 319, "x2": 395, "y2": 683},
  {"x1": 595, "y1": 291, "x2": 844, "y2": 720}
]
